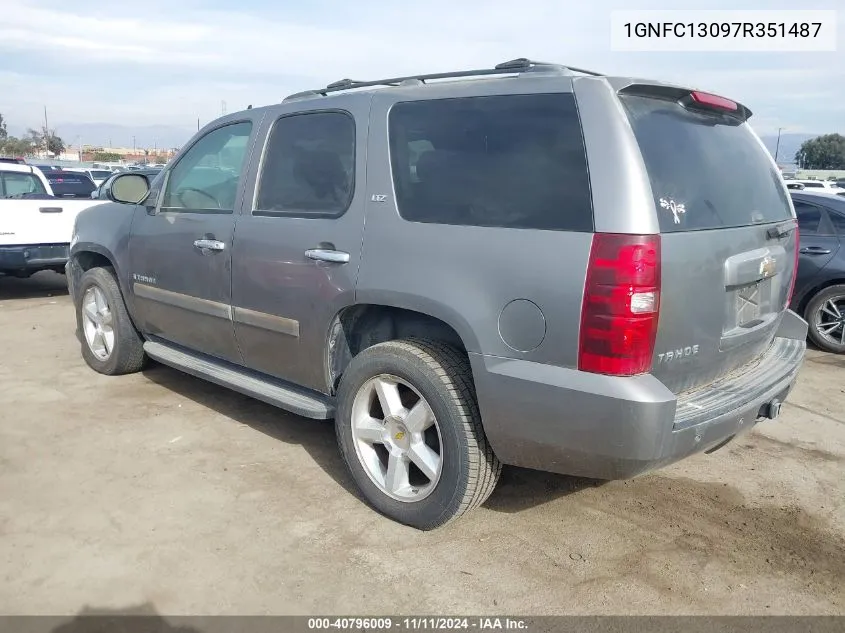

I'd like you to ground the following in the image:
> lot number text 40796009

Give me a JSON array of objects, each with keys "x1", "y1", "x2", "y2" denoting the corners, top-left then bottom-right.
[{"x1": 307, "y1": 618, "x2": 529, "y2": 630}]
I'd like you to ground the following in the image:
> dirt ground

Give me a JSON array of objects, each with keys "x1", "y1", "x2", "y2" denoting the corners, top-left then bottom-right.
[{"x1": 1, "y1": 271, "x2": 843, "y2": 616}]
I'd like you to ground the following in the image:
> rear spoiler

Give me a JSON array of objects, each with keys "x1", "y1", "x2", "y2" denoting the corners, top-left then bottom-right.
[{"x1": 618, "y1": 83, "x2": 752, "y2": 123}]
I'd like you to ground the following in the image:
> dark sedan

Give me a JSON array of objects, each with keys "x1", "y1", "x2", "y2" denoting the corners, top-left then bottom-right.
[{"x1": 790, "y1": 191, "x2": 845, "y2": 353}]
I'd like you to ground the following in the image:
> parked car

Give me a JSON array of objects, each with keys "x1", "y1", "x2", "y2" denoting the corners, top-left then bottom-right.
[
  {"x1": 0, "y1": 157, "x2": 27, "y2": 165},
  {"x1": 0, "y1": 163, "x2": 107, "y2": 277},
  {"x1": 65, "y1": 168, "x2": 115, "y2": 187},
  {"x1": 91, "y1": 168, "x2": 161, "y2": 200},
  {"x1": 792, "y1": 179, "x2": 844, "y2": 193},
  {"x1": 43, "y1": 171, "x2": 97, "y2": 199},
  {"x1": 66, "y1": 58, "x2": 807, "y2": 529},
  {"x1": 789, "y1": 190, "x2": 845, "y2": 353}
]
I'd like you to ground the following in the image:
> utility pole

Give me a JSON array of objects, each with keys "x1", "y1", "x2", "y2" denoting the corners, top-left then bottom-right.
[
  {"x1": 43, "y1": 106, "x2": 49, "y2": 156},
  {"x1": 774, "y1": 127, "x2": 785, "y2": 164}
]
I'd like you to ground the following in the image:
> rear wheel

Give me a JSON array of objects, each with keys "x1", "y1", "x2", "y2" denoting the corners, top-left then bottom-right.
[
  {"x1": 805, "y1": 284, "x2": 845, "y2": 354},
  {"x1": 76, "y1": 266, "x2": 147, "y2": 375},
  {"x1": 335, "y1": 338, "x2": 501, "y2": 530}
]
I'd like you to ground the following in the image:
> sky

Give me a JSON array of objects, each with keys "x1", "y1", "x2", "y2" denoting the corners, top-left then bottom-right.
[{"x1": 0, "y1": 0, "x2": 842, "y2": 148}]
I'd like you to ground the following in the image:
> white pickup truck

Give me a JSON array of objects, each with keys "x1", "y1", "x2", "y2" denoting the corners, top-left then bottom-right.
[{"x1": 0, "y1": 163, "x2": 107, "y2": 278}]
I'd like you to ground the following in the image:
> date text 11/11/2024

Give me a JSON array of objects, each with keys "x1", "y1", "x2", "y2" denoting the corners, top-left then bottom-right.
[{"x1": 307, "y1": 617, "x2": 529, "y2": 630}]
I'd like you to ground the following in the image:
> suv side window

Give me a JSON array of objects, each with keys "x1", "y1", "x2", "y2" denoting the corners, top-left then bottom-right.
[
  {"x1": 793, "y1": 200, "x2": 832, "y2": 235},
  {"x1": 161, "y1": 121, "x2": 253, "y2": 213},
  {"x1": 254, "y1": 111, "x2": 355, "y2": 218},
  {"x1": 387, "y1": 93, "x2": 593, "y2": 231}
]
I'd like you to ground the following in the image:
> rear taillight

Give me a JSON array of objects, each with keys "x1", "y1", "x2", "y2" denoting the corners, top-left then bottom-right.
[
  {"x1": 786, "y1": 227, "x2": 800, "y2": 308},
  {"x1": 578, "y1": 233, "x2": 661, "y2": 376}
]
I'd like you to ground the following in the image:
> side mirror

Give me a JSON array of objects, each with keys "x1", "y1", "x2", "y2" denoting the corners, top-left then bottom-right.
[{"x1": 109, "y1": 173, "x2": 151, "y2": 204}]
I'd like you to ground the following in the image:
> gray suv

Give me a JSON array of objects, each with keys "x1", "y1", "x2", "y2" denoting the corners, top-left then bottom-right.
[{"x1": 66, "y1": 58, "x2": 808, "y2": 530}]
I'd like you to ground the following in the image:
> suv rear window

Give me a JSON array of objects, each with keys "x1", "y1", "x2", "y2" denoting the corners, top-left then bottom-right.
[
  {"x1": 388, "y1": 93, "x2": 593, "y2": 231},
  {"x1": 620, "y1": 95, "x2": 793, "y2": 232}
]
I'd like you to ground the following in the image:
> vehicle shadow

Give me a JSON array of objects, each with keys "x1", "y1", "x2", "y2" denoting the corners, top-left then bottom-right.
[
  {"x1": 48, "y1": 602, "x2": 204, "y2": 633},
  {"x1": 484, "y1": 466, "x2": 603, "y2": 513},
  {"x1": 140, "y1": 362, "x2": 360, "y2": 499},
  {"x1": 140, "y1": 361, "x2": 593, "y2": 514},
  {"x1": 0, "y1": 270, "x2": 68, "y2": 300}
]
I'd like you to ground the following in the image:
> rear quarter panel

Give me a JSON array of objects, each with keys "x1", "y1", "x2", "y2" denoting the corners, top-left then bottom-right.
[{"x1": 357, "y1": 77, "x2": 597, "y2": 367}]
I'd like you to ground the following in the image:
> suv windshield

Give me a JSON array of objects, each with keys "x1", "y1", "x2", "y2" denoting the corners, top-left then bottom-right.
[{"x1": 620, "y1": 95, "x2": 793, "y2": 232}]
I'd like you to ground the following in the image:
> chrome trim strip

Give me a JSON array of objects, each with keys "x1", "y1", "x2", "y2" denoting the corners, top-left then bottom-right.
[
  {"x1": 133, "y1": 283, "x2": 232, "y2": 320},
  {"x1": 233, "y1": 306, "x2": 300, "y2": 338}
]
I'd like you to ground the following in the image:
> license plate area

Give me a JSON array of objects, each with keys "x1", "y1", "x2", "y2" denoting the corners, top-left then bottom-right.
[{"x1": 735, "y1": 280, "x2": 763, "y2": 328}]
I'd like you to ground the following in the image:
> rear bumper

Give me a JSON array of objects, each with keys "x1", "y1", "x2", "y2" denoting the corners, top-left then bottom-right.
[
  {"x1": 471, "y1": 310, "x2": 808, "y2": 480},
  {"x1": 0, "y1": 243, "x2": 69, "y2": 273}
]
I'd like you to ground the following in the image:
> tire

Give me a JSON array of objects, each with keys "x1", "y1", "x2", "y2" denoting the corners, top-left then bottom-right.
[
  {"x1": 335, "y1": 338, "x2": 501, "y2": 530},
  {"x1": 76, "y1": 266, "x2": 147, "y2": 375},
  {"x1": 805, "y1": 284, "x2": 845, "y2": 354}
]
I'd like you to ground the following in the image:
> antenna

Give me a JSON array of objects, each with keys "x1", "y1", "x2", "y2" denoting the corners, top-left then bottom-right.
[{"x1": 221, "y1": 100, "x2": 227, "y2": 116}]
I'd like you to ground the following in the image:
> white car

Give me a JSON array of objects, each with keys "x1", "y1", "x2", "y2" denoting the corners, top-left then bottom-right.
[
  {"x1": 0, "y1": 163, "x2": 108, "y2": 277},
  {"x1": 791, "y1": 179, "x2": 845, "y2": 192},
  {"x1": 64, "y1": 167, "x2": 115, "y2": 187}
]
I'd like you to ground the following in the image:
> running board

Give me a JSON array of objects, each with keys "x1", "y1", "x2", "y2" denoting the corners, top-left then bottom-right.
[{"x1": 143, "y1": 341, "x2": 335, "y2": 420}]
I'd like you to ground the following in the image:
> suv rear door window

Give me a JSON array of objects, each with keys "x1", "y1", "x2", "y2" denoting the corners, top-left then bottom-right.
[
  {"x1": 254, "y1": 111, "x2": 355, "y2": 218},
  {"x1": 620, "y1": 94, "x2": 793, "y2": 232},
  {"x1": 388, "y1": 93, "x2": 593, "y2": 231}
]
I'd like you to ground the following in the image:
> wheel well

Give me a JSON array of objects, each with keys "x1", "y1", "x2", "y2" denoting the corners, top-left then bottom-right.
[
  {"x1": 326, "y1": 305, "x2": 468, "y2": 394},
  {"x1": 797, "y1": 278, "x2": 845, "y2": 316},
  {"x1": 74, "y1": 251, "x2": 113, "y2": 272}
]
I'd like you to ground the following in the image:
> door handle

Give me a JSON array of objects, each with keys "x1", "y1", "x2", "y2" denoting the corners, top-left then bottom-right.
[
  {"x1": 193, "y1": 238, "x2": 226, "y2": 253},
  {"x1": 39, "y1": 207, "x2": 63, "y2": 213},
  {"x1": 799, "y1": 247, "x2": 832, "y2": 255},
  {"x1": 304, "y1": 248, "x2": 350, "y2": 263}
]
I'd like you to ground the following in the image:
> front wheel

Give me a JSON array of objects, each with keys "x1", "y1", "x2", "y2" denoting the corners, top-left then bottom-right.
[
  {"x1": 76, "y1": 266, "x2": 147, "y2": 375},
  {"x1": 335, "y1": 338, "x2": 501, "y2": 530},
  {"x1": 805, "y1": 284, "x2": 845, "y2": 354}
]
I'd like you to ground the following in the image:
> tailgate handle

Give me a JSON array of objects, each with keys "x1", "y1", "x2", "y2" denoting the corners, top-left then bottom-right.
[
  {"x1": 766, "y1": 224, "x2": 794, "y2": 239},
  {"x1": 800, "y1": 246, "x2": 832, "y2": 255},
  {"x1": 39, "y1": 206, "x2": 63, "y2": 213}
]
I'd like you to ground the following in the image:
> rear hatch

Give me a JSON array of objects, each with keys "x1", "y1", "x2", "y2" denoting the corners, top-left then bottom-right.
[
  {"x1": 618, "y1": 86, "x2": 798, "y2": 394},
  {"x1": 45, "y1": 173, "x2": 97, "y2": 199}
]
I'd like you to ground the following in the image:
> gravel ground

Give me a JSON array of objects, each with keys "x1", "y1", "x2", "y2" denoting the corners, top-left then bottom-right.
[{"x1": 1, "y1": 272, "x2": 843, "y2": 616}]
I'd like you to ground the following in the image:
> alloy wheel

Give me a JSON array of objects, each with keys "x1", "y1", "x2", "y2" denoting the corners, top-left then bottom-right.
[
  {"x1": 350, "y1": 374, "x2": 444, "y2": 502},
  {"x1": 81, "y1": 285, "x2": 115, "y2": 360},
  {"x1": 815, "y1": 296, "x2": 845, "y2": 347}
]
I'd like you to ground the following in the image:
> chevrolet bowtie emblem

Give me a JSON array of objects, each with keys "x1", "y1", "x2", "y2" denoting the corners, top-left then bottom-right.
[
  {"x1": 759, "y1": 255, "x2": 777, "y2": 279},
  {"x1": 394, "y1": 431, "x2": 405, "y2": 441}
]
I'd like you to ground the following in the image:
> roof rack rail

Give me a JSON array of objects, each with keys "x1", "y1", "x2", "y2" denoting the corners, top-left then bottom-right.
[{"x1": 283, "y1": 58, "x2": 603, "y2": 101}]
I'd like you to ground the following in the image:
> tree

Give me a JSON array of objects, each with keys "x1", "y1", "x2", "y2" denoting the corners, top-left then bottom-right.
[
  {"x1": 0, "y1": 136, "x2": 34, "y2": 157},
  {"x1": 26, "y1": 127, "x2": 66, "y2": 157},
  {"x1": 795, "y1": 134, "x2": 845, "y2": 170},
  {"x1": 0, "y1": 112, "x2": 7, "y2": 141},
  {"x1": 92, "y1": 151, "x2": 121, "y2": 162}
]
